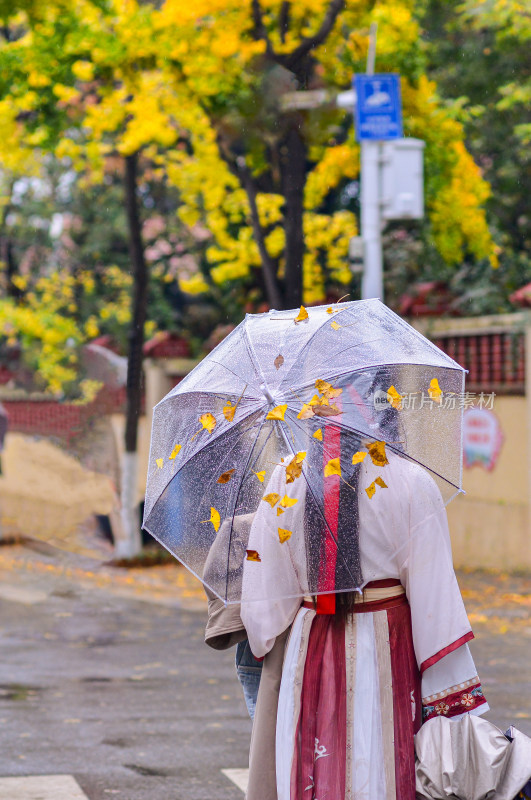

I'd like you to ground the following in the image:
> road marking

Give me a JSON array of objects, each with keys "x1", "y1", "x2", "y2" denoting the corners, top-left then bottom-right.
[
  {"x1": 0, "y1": 585, "x2": 48, "y2": 605},
  {"x1": 0, "y1": 775, "x2": 89, "y2": 799},
  {"x1": 221, "y1": 768, "x2": 249, "y2": 793}
]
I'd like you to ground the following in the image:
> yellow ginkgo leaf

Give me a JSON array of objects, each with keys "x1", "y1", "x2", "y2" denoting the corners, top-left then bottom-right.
[
  {"x1": 266, "y1": 404, "x2": 288, "y2": 421},
  {"x1": 352, "y1": 451, "x2": 367, "y2": 465},
  {"x1": 297, "y1": 403, "x2": 315, "y2": 420},
  {"x1": 324, "y1": 457, "x2": 341, "y2": 477},
  {"x1": 278, "y1": 528, "x2": 292, "y2": 543},
  {"x1": 199, "y1": 412, "x2": 217, "y2": 433},
  {"x1": 375, "y1": 477, "x2": 388, "y2": 489},
  {"x1": 246, "y1": 549, "x2": 261, "y2": 562},
  {"x1": 262, "y1": 492, "x2": 280, "y2": 507},
  {"x1": 223, "y1": 400, "x2": 236, "y2": 421},
  {"x1": 217, "y1": 469, "x2": 236, "y2": 484},
  {"x1": 368, "y1": 441, "x2": 389, "y2": 467},
  {"x1": 365, "y1": 481, "x2": 376, "y2": 499},
  {"x1": 276, "y1": 507, "x2": 285, "y2": 516},
  {"x1": 295, "y1": 451, "x2": 307, "y2": 463},
  {"x1": 156, "y1": 458, "x2": 164, "y2": 469},
  {"x1": 201, "y1": 507, "x2": 221, "y2": 532},
  {"x1": 386, "y1": 385, "x2": 403, "y2": 410},
  {"x1": 169, "y1": 443, "x2": 182, "y2": 460},
  {"x1": 285, "y1": 455, "x2": 303, "y2": 483},
  {"x1": 294, "y1": 305, "x2": 309, "y2": 323},
  {"x1": 253, "y1": 470, "x2": 266, "y2": 482},
  {"x1": 330, "y1": 320, "x2": 340, "y2": 330},
  {"x1": 326, "y1": 306, "x2": 335, "y2": 314},
  {"x1": 280, "y1": 494, "x2": 298, "y2": 508},
  {"x1": 309, "y1": 393, "x2": 328, "y2": 406},
  {"x1": 313, "y1": 428, "x2": 323, "y2": 441},
  {"x1": 428, "y1": 378, "x2": 443, "y2": 404},
  {"x1": 315, "y1": 379, "x2": 342, "y2": 399}
]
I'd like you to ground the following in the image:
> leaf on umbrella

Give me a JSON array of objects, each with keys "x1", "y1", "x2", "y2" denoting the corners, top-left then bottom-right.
[
  {"x1": 223, "y1": 400, "x2": 236, "y2": 421},
  {"x1": 326, "y1": 306, "x2": 338, "y2": 314},
  {"x1": 285, "y1": 457, "x2": 303, "y2": 484},
  {"x1": 266, "y1": 404, "x2": 287, "y2": 421},
  {"x1": 386, "y1": 385, "x2": 403, "y2": 410},
  {"x1": 330, "y1": 320, "x2": 340, "y2": 330},
  {"x1": 324, "y1": 457, "x2": 341, "y2": 477},
  {"x1": 278, "y1": 528, "x2": 292, "y2": 543},
  {"x1": 368, "y1": 441, "x2": 389, "y2": 467},
  {"x1": 201, "y1": 507, "x2": 221, "y2": 532},
  {"x1": 294, "y1": 305, "x2": 309, "y2": 323},
  {"x1": 253, "y1": 470, "x2": 266, "y2": 482},
  {"x1": 274, "y1": 354, "x2": 284, "y2": 370},
  {"x1": 199, "y1": 412, "x2": 217, "y2": 433},
  {"x1": 297, "y1": 403, "x2": 315, "y2": 420},
  {"x1": 169, "y1": 443, "x2": 182, "y2": 460},
  {"x1": 365, "y1": 481, "x2": 376, "y2": 499},
  {"x1": 280, "y1": 494, "x2": 298, "y2": 508},
  {"x1": 313, "y1": 428, "x2": 323, "y2": 441},
  {"x1": 156, "y1": 458, "x2": 164, "y2": 469},
  {"x1": 313, "y1": 404, "x2": 341, "y2": 417},
  {"x1": 262, "y1": 492, "x2": 280, "y2": 507},
  {"x1": 246, "y1": 549, "x2": 261, "y2": 562},
  {"x1": 295, "y1": 451, "x2": 307, "y2": 463},
  {"x1": 315, "y1": 379, "x2": 342, "y2": 399},
  {"x1": 428, "y1": 378, "x2": 443, "y2": 404},
  {"x1": 352, "y1": 451, "x2": 367, "y2": 464},
  {"x1": 375, "y1": 477, "x2": 387, "y2": 489},
  {"x1": 217, "y1": 469, "x2": 236, "y2": 484},
  {"x1": 276, "y1": 507, "x2": 285, "y2": 516},
  {"x1": 309, "y1": 393, "x2": 328, "y2": 406}
]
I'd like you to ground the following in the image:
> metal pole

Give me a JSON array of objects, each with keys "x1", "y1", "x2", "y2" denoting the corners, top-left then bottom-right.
[{"x1": 361, "y1": 23, "x2": 384, "y2": 301}]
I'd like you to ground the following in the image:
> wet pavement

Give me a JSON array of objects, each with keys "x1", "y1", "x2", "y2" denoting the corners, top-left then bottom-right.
[{"x1": 0, "y1": 543, "x2": 529, "y2": 799}]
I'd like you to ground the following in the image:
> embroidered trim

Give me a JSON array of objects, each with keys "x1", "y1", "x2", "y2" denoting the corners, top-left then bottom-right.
[
  {"x1": 420, "y1": 631, "x2": 474, "y2": 674},
  {"x1": 422, "y1": 682, "x2": 486, "y2": 721},
  {"x1": 422, "y1": 675, "x2": 480, "y2": 705}
]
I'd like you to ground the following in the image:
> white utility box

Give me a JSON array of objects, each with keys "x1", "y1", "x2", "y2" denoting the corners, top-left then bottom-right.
[{"x1": 381, "y1": 137, "x2": 425, "y2": 220}]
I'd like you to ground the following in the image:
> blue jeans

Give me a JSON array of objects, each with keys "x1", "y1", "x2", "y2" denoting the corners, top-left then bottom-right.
[{"x1": 235, "y1": 639, "x2": 263, "y2": 720}]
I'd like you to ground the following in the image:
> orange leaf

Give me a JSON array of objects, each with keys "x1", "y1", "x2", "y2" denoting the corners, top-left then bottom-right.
[
  {"x1": 262, "y1": 492, "x2": 280, "y2": 507},
  {"x1": 352, "y1": 451, "x2": 367, "y2": 465},
  {"x1": 368, "y1": 441, "x2": 389, "y2": 467},
  {"x1": 276, "y1": 507, "x2": 285, "y2": 516},
  {"x1": 375, "y1": 477, "x2": 387, "y2": 489},
  {"x1": 169, "y1": 443, "x2": 182, "y2": 460},
  {"x1": 386, "y1": 385, "x2": 403, "y2": 410},
  {"x1": 278, "y1": 528, "x2": 292, "y2": 543},
  {"x1": 294, "y1": 305, "x2": 309, "y2": 323},
  {"x1": 274, "y1": 354, "x2": 284, "y2": 370},
  {"x1": 217, "y1": 468, "x2": 236, "y2": 484},
  {"x1": 266, "y1": 404, "x2": 287, "y2": 421},
  {"x1": 313, "y1": 428, "x2": 323, "y2": 441},
  {"x1": 199, "y1": 412, "x2": 217, "y2": 433},
  {"x1": 428, "y1": 378, "x2": 443, "y2": 404},
  {"x1": 246, "y1": 549, "x2": 261, "y2": 562}
]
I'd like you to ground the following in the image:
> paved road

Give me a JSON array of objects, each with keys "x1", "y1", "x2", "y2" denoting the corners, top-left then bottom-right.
[{"x1": 0, "y1": 546, "x2": 529, "y2": 799}]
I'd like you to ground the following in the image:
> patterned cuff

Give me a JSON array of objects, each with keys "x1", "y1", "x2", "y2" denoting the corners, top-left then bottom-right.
[{"x1": 422, "y1": 677, "x2": 487, "y2": 722}]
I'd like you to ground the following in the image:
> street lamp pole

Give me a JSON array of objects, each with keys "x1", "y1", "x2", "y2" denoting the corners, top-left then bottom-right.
[{"x1": 360, "y1": 23, "x2": 384, "y2": 301}]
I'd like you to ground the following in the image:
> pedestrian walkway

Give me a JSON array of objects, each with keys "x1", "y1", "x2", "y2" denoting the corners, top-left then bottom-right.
[{"x1": 0, "y1": 775, "x2": 88, "y2": 799}]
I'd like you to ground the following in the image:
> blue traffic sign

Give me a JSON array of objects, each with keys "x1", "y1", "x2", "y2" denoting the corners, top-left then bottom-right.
[{"x1": 354, "y1": 74, "x2": 403, "y2": 141}]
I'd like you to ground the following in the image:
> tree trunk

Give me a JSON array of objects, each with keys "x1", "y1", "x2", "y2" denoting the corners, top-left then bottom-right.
[
  {"x1": 117, "y1": 152, "x2": 147, "y2": 558},
  {"x1": 281, "y1": 122, "x2": 307, "y2": 309}
]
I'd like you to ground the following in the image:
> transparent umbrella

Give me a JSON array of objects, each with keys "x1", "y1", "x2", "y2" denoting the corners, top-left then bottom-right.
[{"x1": 143, "y1": 299, "x2": 465, "y2": 604}]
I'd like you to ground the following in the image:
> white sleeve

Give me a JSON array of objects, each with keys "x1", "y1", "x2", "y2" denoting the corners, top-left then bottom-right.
[
  {"x1": 421, "y1": 644, "x2": 489, "y2": 722},
  {"x1": 240, "y1": 468, "x2": 305, "y2": 658},
  {"x1": 399, "y1": 464, "x2": 473, "y2": 673}
]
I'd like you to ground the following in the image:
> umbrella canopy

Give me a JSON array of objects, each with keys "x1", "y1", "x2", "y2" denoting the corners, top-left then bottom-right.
[{"x1": 143, "y1": 299, "x2": 465, "y2": 604}]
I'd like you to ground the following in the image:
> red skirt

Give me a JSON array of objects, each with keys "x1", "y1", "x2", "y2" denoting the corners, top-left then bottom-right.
[{"x1": 284, "y1": 589, "x2": 421, "y2": 800}]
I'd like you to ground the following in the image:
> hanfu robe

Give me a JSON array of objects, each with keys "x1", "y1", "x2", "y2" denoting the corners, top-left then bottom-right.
[{"x1": 241, "y1": 451, "x2": 488, "y2": 800}]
